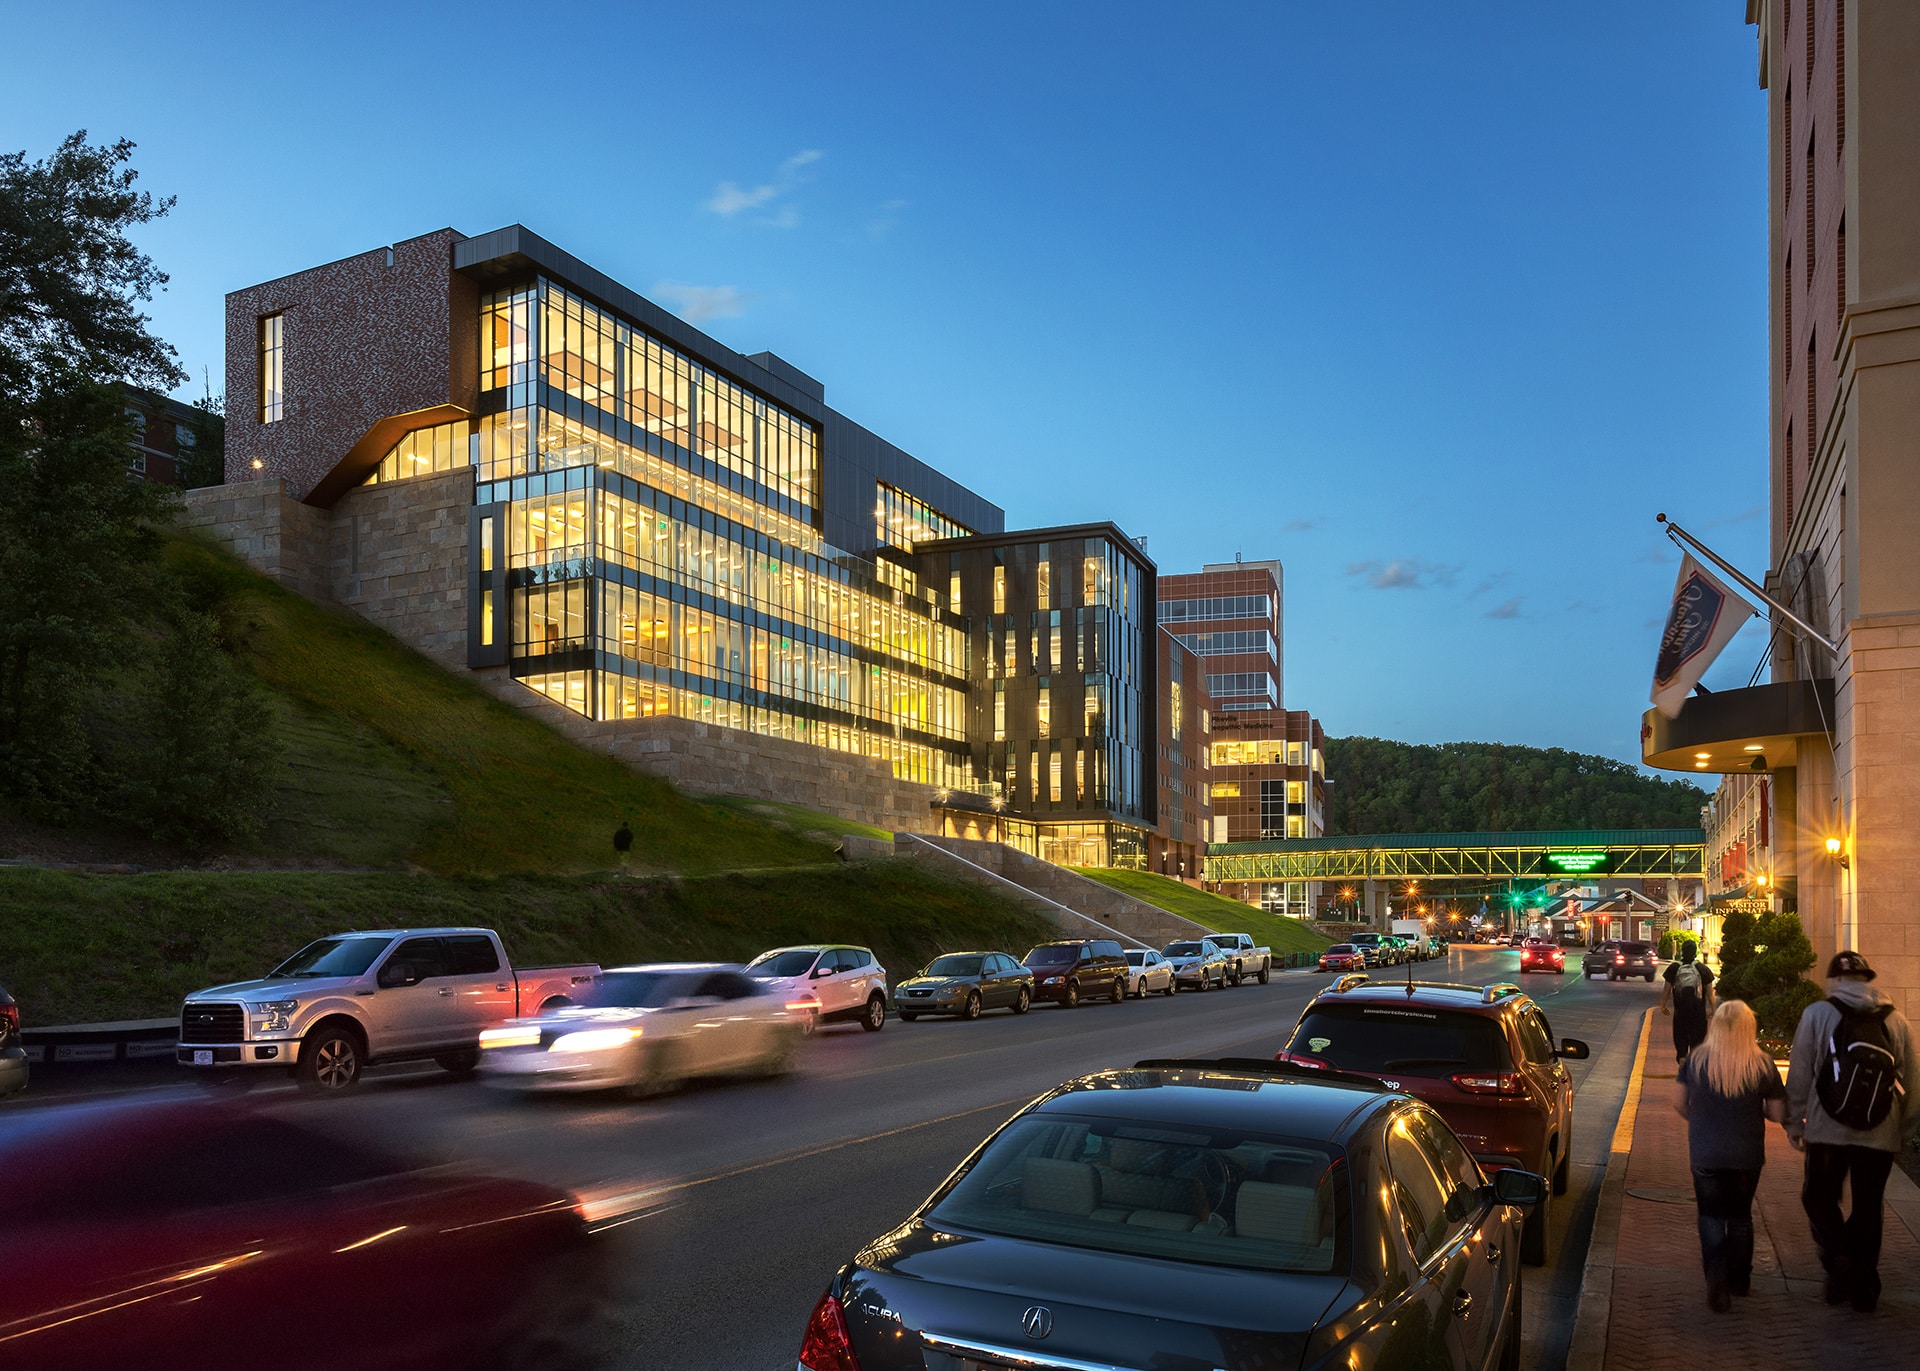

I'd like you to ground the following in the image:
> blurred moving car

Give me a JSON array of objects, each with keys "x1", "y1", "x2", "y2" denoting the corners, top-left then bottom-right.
[
  {"x1": 1317, "y1": 945, "x2": 1367, "y2": 973},
  {"x1": 479, "y1": 964, "x2": 800, "y2": 1097},
  {"x1": 1601, "y1": 940, "x2": 1657, "y2": 982},
  {"x1": 746, "y1": 945, "x2": 889, "y2": 1032},
  {"x1": 1123, "y1": 948, "x2": 1177, "y2": 998},
  {"x1": 0, "y1": 984, "x2": 25, "y2": 1098},
  {"x1": 1022, "y1": 939, "x2": 1130, "y2": 1007},
  {"x1": 1579, "y1": 940, "x2": 1618, "y2": 977},
  {"x1": 0, "y1": 1097, "x2": 611, "y2": 1371},
  {"x1": 1277, "y1": 979, "x2": 1588, "y2": 1266},
  {"x1": 796, "y1": 1058, "x2": 1544, "y2": 1371},
  {"x1": 1518, "y1": 939, "x2": 1565, "y2": 975},
  {"x1": 1347, "y1": 932, "x2": 1396, "y2": 966},
  {"x1": 1162, "y1": 938, "x2": 1232, "y2": 992},
  {"x1": 895, "y1": 953, "x2": 1033, "y2": 1020}
]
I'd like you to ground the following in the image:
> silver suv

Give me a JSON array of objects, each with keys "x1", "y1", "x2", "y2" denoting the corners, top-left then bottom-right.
[{"x1": 746, "y1": 945, "x2": 889, "y2": 1032}]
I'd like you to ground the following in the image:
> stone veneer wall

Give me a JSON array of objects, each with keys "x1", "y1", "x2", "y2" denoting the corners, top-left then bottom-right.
[
  {"x1": 177, "y1": 480, "x2": 330, "y2": 601},
  {"x1": 328, "y1": 468, "x2": 475, "y2": 669}
]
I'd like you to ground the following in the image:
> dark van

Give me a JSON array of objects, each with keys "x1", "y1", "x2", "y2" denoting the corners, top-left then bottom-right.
[{"x1": 1022, "y1": 939, "x2": 1130, "y2": 1008}]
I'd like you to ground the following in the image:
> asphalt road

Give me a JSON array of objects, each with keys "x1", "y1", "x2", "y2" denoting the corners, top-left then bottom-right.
[{"x1": 10, "y1": 948, "x2": 1661, "y2": 1369}]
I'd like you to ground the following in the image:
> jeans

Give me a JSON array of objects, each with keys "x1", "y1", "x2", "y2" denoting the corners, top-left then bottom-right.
[
  {"x1": 1693, "y1": 1167, "x2": 1761, "y2": 1292},
  {"x1": 1801, "y1": 1144, "x2": 1896, "y2": 1306}
]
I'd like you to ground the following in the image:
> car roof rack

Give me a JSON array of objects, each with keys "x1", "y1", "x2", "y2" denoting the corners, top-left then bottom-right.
[
  {"x1": 1331, "y1": 973, "x2": 1369, "y2": 994},
  {"x1": 1131, "y1": 1056, "x2": 1389, "y2": 1092},
  {"x1": 1482, "y1": 982, "x2": 1523, "y2": 1004}
]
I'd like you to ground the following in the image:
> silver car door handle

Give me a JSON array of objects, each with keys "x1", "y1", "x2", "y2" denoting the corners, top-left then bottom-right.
[
  {"x1": 1486, "y1": 1242, "x2": 1501, "y2": 1263},
  {"x1": 495, "y1": 983, "x2": 508, "y2": 991},
  {"x1": 438, "y1": 988, "x2": 454, "y2": 996},
  {"x1": 1453, "y1": 1290, "x2": 1472, "y2": 1316}
]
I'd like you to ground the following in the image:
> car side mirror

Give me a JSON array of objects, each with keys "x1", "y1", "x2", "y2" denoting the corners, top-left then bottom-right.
[
  {"x1": 1559, "y1": 1038, "x2": 1590, "y2": 1060},
  {"x1": 378, "y1": 961, "x2": 420, "y2": 989},
  {"x1": 811, "y1": 965, "x2": 833, "y2": 979},
  {"x1": 1489, "y1": 1169, "x2": 1547, "y2": 1209}
]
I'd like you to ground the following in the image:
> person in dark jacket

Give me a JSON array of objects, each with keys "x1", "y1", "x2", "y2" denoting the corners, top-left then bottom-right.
[
  {"x1": 1661, "y1": 941, "x2": 1715, "y2": 1064},
  {"x1": 1784, "y1": 950, "x2": 1918, "y2": 1313},
  {"x1": 1672, "y1": 999, "x2": 1786, "y2": 1311}
]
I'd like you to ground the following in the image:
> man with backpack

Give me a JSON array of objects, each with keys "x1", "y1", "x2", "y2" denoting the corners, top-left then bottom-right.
[
  {"x1": 1661, "y1": 941, "x2": 1715, "y2": 1064},
  {"x1": 1784, "y1": 950, "x2": 1918, "y2": 1313}
]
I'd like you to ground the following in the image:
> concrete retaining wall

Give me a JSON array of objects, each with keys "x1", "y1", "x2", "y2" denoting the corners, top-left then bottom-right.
[{"x1": 328, "y1": 468, "x2": 474, "y2": 669}]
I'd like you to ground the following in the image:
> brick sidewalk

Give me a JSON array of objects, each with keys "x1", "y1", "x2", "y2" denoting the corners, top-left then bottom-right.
[{"x1": 1596, "y1": 1023, "x2": 1920, "y2": 1370}]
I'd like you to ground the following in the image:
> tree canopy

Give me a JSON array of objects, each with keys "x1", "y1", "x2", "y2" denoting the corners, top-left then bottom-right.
[{"x1": 1324, "y1": 736, "x2": 1708, "y2": 835}]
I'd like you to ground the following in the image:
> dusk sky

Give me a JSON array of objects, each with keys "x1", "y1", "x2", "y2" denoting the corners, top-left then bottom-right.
[{"x1": 2, "y1": 3, "x2": 1771, "y2": 769}]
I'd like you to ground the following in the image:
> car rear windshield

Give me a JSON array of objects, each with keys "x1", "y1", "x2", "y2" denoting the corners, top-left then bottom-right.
[
  {"x1": 926, "y1": 1112, "x2": 1344, "y2": 1274},
  {"x1": 925, "y1": 955, "x2": 983, "y2": 977},
  {"x1": 269, "y1": 937, "x2": 392, "y2": 979},
  {"x1": 1025, "y1": 946, "x2": 1077, "y2": 965},
  {"x1": 575, "y1": 972, "x2": 687, "y2": 1008},
  {"x1": 1290, "y1": 1004, "x2": 1512, "y2": 1076},
  {"x1": 747, "y1": 950, "x2": 819, "y2": 977},
  {"x1": 1165, "y1": 942, "x2": 1206, "y2": 956},
  {"x1": 1125, "y1": 952, "x2": 1146, "y2": 966},
  {"x1": 1619, "y1": 943, "x2": 1652, "y2": 956}
]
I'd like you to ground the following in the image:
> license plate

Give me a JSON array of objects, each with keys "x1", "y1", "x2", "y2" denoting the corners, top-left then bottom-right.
[{"x1": 193, "y1": 1050, "x2": 213, "y2": 1066}]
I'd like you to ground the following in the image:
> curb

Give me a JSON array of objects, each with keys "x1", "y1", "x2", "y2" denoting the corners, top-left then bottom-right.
[{"x1": 1566, "y1": 1006, "x2": 1654, "y2": 1371}]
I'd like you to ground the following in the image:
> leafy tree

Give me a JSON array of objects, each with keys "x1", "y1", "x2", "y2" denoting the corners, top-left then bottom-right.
[
  {"x1": 1324, "y1": 737, "x2": 1708, "y2": 835},
  {"x1": 176, "y1": 386, "x2": 226, "y2": 490},
  {"x1": 1718, "y1": 907, "x2": 1819, "y2": 1035}
]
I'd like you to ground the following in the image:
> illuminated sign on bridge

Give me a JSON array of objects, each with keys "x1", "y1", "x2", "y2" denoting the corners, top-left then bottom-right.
[{"x1": 1204, "y1": 829, "x2": 1704, "y2": 885}]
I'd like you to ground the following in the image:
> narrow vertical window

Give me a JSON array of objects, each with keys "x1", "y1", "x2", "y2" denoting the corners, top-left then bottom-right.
[
  {"x1": 259, "y1": 313, "x2": 284, "y2": 423},
  {"x1": 1837, "y1": 217, "x2": 1846, "y2": 329},
  {"x1": 1038, "y1": 683, "x2": 1051, "y2": 737},
  {"x1": 949, "y1": 571, "x2": 961, "y2": 612},
  {"x1": 994, "y1": 681, "x2": 1006, "y2": 741},
  {"x1": 992, "y1": 564, "x2": 1006, "y2": 614},
  {"x1": 479, "y1": 516, "x2": 495, "y2": 572},
  {"x1": 1036, "y1": 558, "x2": 1051, "y2": 607},
  {"x1": 481, "y1": 594, "x2": 495, "y2": 647}
]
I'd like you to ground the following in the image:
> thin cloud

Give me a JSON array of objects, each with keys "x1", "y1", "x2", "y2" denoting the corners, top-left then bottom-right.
[
  {"x1": 1706, "y1": 505, "x2": 1765, "y2": 529},
  {"x1": 1282, "y1": 517, "x2": 1323, "y2": 533},
  {"x1": 867, "y1": 198, "x2": 910, "y2": 239},
  {"x1": 652, "y1": 282, "x2": 752, "y2": 323},
  {"x1": 705, "y1": 149, "x2": 823, "y2": 227},
  {"x1": 1468, "y1": 571, "x2": 1511, "y2": 598},
  {"x1": 1345, "y1": 558, "x2": 1461, "y2": 591},
  {"x1": 1485, "y1": 597, "x2": 1522, "y2": 620}
]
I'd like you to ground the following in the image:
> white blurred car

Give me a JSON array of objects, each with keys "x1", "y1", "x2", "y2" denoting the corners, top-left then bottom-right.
[
  {"x1": 745, "y1": 945, "x2": 889, "y2": 1032},
  {"x1": 478, "y1": 963, "x2": 801, "y2": 1097},
  {"x1": 1123, "y1": 949, "x2": 1176, "y2": 998}
]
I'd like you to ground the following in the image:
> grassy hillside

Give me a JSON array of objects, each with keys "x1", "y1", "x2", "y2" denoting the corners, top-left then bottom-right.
[
  {"x1": 0, "y1": 860, "x2": 1058, "y2": 1026},
  {"x1": 1067, "y1": 868, "x2": 1330, "y2": 954}
]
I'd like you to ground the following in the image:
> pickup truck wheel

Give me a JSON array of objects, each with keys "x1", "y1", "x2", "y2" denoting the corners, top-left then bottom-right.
[
  {"x1": 295, "y1": 1025, "x2": 363, "y2": 1093},
  {"x1": 1257, "y1": 965, "x2": 1270, "y2": 985},
  {"x1": 861, "y1": 993, "x2": 887, "y2": 1032},
  {"x1": 436, "y1": 1048, "x2": 481, "y2": 1076}
]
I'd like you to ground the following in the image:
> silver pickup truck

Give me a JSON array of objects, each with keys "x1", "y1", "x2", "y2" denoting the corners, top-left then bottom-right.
[
  {"x1": 177, "y1": 926, "x2": 598, "y2": 1092},
  {"x1": 1210, "y1": 933, "x2": 1273, "y2": 985}
]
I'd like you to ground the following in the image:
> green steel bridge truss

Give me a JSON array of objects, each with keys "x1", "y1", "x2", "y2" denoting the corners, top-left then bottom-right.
[{"x1": 1204, "y1": 829, "x2": 1705, "y2": 885}]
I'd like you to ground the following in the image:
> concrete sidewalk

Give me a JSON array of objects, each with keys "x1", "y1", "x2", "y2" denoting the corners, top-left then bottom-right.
[{"x1": 1570, "y1": 1010, "x2": 1920, "y2": 1370}]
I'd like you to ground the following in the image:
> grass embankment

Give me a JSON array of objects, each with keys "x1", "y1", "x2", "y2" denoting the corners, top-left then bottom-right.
[
  {"x1": 0, "y1": 860, "x2": 1058, "y2": 1026},
  {"x1": 701, "y1": 796, "x2": 893, "y2": 843},
  {"x1": 1067, "y1": 868, "x2": 1331, "y2": 955}
]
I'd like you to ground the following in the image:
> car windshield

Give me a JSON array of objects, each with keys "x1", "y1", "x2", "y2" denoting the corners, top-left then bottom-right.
[
  {"x1": 574, "y1": 972, "x2": 687, "y2": 1009},
  {"x1": 925, "y1": 955, "x2": 983, "y2": 977},
  {"x1": 1025, "y1": 947, "x2": 1076, "y2": 965},
  {"x1": 926, "y1": 1112, "x2": 1343, "y2": 1275},
  {"x1": 1126, "y1": 952, "x2": 1146, "y2": 966},
  {"x1": 1290, "y1": 1004, "x2": 1512, "y2": 1076},
  {"x1": 269, "y1": 937, "x2": 393, "y2": 979},
  {"x1": 747, "y1": 950, "x2": 820, "y2": 977},
  {"x1": 1165, "y1": 942, "x2": 1205, "y2": 956}
]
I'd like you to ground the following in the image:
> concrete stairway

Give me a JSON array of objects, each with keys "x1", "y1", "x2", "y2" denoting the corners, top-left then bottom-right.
[{"x1": 897, "y1": 834, "x2": 1212, "y2": 949}]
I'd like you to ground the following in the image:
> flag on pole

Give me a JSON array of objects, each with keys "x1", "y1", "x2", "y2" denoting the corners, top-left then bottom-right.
[{"x1": 1650, "y1": 553, "x2": 1754, "y2": 719}]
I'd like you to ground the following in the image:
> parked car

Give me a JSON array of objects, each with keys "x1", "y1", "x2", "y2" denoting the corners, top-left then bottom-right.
[
  {"x1": 0, "y1": 1095, "x2": 612, "y2": 1371},
  {"x1": 1600, "y1": 940, "x2": 1657, "y2": 982},
  {"x1": 479, "y1": 963, "x2": 801, "y2": 1097},
  {"x1": 1390, "y1": 920, "x2": 1434, "y2": 959},
  {"x1": 1317, "y1": 944, "x2": 1367, "y2": 973},
  {"x1": 1348, "y1": 932, "x2": 1396, "y2": 966},
  {"x1": 896, "y1": 952, "x2": 1034, "y2": 1020},
  {"x1": 795, "y1": 1058, "x2": 1544, "y2": 1371},
  {"x1": 0, "y1": 983, "x2": 25, "y2": 1098},
  {"x1": 1123, "y1": 948, "x2": 1177, "y2": 998},
  {"x1": 1277, "y1": 978, "x2": 1588, "y2": 1266},
  {"x1": 1431, "y1": 936, "x2": 1450, "y2": 955},
  {"x1": 746, "y1": 944, "x2": 890, "y2": 1032},
  {"x1": 1518, "y1": 939, "x2": 1565, "y2": 975},
  {"x1": 1022, "y1": 939, "x2": 1130, "y2": 1008},
  {"x1": 177, "y1": 928, "x2": 598, "y2": 1093},
  {"x1": 1209, "y1": 933, "x2": 1273, "y2": 985},
  {"x1": 1161, "y1": 938, "x2": 1232, "y2": 991}
]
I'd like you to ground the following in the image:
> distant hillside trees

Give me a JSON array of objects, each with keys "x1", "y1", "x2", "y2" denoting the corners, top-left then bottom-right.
[{"x1": 1323, "y1": 737, "x2": 1708, "y2": 835}]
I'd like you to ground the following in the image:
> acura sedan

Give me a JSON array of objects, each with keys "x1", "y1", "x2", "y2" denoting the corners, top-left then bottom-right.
[
  {"x1": 798, "y1": 1059, "x2": 1543, "y2": 1371},
  {"x1": 895, "y1": 952, "x2": 1034, "y2": 1020}
]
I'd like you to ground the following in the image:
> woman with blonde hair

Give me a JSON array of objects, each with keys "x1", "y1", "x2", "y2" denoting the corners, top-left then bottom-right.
[{"x1": 1672, "y1": 998, "x2": 1787, "y2": 1310}]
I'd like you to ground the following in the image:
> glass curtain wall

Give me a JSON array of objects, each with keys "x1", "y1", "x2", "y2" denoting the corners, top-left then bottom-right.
[{"x1": 475, "y1": 279, "x2": 970, "y2": 786}]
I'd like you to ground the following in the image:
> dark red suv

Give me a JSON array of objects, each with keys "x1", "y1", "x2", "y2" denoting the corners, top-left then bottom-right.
[{"x1": 1277, "y1": 977, "x2": 1588, "y2": 1265}]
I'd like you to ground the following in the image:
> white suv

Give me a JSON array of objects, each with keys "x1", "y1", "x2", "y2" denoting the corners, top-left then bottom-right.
[{"x1": 745, "y1": 945, "x2": 889, "y2": 1033}]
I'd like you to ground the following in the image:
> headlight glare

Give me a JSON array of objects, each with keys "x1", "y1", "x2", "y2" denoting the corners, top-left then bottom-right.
[
  {"x1": 479, "y1": 1025, "x2": 541, "y2": 1049},
  {"x1": 551, "y1": 1027, "x2": 643, "y2": 1053}
]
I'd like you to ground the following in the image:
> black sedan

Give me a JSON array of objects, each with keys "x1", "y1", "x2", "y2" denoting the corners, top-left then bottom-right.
[
  {"x1": 798, "y1": 1059, "x2": 1544, "y2": 1371},
  {"x1": 895, "y1": 952, "x2": 1034, "y2": 1021}
]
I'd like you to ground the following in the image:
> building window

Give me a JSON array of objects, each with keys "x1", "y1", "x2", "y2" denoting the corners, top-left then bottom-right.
[
  {"x1": 1169, "y1": 680, "x2": 1183, "y2": 741},
  {"x1": 259, "y1": 313, "x2": 284, "y2": 423},
  {"x1": 994, "y1": 682, "x2": 1006, "y2": 741},
  {"x1": 876, "y1": 481, "x2": 970, "y2": 551},
  {"x1": 1036, "y1": 557, "x2": 1051, "y2": 607},
  {"x1": 993, "y1": 564, "x2": 1006, "y2": 615},
  {"x1": 1161, "y1": 594, "x2": 1272, "y2": 623},
  {"x1": 1211, "y1": 782, "x2": 1240, "y2": 799},
  {"x1": 949, "y1": 571, "x2": 961, "y2": 613},
  {"x1": 365, "y1": 420, "x2": 470, "y2": 484},
  {"x1": 175, "y1": 422, "x2": 196, "y2": 449},
  {"x1": 1260, "y1": 780, "x2": 1286, "y2": 839},
  {"x1": 1038, "y1": 682, "x2": 1051, "y2": 737}
]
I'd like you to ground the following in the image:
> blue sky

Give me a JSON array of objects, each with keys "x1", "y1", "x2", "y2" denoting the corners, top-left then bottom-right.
[{"x1": 2, "y1": 3, "x2": 1771, "y2": 768}]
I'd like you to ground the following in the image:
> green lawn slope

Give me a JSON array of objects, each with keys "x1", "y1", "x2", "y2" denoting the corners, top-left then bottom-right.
[{"x1": 1067, "y1": 868, "x2": 1330, "y2": 954}]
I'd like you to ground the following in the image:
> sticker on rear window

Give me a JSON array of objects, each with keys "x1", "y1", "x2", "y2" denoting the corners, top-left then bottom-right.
[{"x1": 1308, "y1": 1036, "x2": 1331, "y2": 1052}]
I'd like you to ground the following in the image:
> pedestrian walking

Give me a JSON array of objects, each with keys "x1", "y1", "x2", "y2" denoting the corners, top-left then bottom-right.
[
  {"x1": 1784, "y1": 950, "x2": 1917, "y2": 1313},
  {"x1": 1661, "y1": 940, "x2": 1715, "y2": 1064},
  {"x1": 1671, "y1": 999, "x2": 1786, "y2": 1311}
]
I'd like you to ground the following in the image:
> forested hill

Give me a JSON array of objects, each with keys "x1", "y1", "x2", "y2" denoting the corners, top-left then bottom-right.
[{"x1": 1323, "y1": 738, "x2": 1708, "y2": 835}]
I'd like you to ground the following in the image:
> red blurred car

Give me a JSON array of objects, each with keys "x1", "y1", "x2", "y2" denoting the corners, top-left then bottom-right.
[
  {"x1": 1518, "y1": 938, "x2": 1566, "y2": 974},
  {"x1": 0, "y1": 1096, "x2": 611, "y2": 1371},
  {"x1": 1317, "y1": 943, "x2": 1367, "y2": 973}
]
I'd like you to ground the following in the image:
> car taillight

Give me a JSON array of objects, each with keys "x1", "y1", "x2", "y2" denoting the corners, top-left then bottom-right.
[
  {"x1": 1614, "y1": 954, "x2": 1625, "y2": 964},
  {"x1": 0, "y1": 1004, "x2": 17, "y2": 1035},
  {"x1": 1451, "y1": 1071, "x2": 1529, "y2": 1097},
  {"x1": 1277, "y1": 1051, "x2": 1331, "y2": 1070},
  {"x1": 799, "y1": 1291, "x2": 863, "y2": 1371}
]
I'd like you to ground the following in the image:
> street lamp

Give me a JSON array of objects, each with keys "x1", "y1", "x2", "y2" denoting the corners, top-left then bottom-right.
[{"x1": 1826, "y1": 836, "x2": 1849, "y2": 869}]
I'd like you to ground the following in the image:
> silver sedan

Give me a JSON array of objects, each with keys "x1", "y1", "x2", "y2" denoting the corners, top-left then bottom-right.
[
  {"x1": 1123, "y1": 949, "x2": 1176, "y2": 998},
  {"x1": 479, "y1": 963, "x2": 802, "y2": 1098}
]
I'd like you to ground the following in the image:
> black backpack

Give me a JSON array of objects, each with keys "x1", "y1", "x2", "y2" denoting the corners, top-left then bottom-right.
[{"x1": 1815, "y1": 1001, "x2": 1905, "y2": 1131}]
